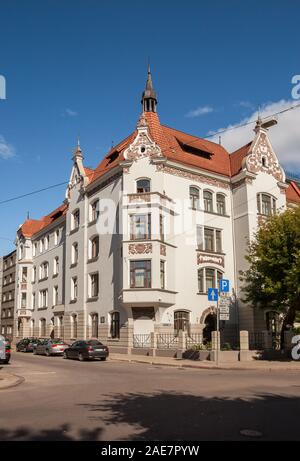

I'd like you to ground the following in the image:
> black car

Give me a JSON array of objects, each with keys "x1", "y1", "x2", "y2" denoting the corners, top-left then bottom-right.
[
  {"x1": 16, "y1": 338, "x2": 40, "y2": 352},
  {"x1": 63, "y1": 340, "x2": 109, "y2": 361}
]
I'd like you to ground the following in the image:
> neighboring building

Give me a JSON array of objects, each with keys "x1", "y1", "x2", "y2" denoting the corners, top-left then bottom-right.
[
  {"x1": 1, "y1": 250, "x2": 16, "y2": 341},
  {"x1": 14, "y1": 68, "x2": 300, "y2": 352},
  {"x1": 0, "y1": 257, "x2": 3, "y2": 332}
]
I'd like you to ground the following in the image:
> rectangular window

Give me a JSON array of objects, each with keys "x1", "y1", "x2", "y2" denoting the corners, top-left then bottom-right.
[
  {"x1": 32, "y1": 292, "x2": 36, "y2": 309},
  {"x1": 21, "y1": 293, "x2": 27, "y2": 308},
  {"x1": 22, "y1": 267, "x2": 28, "y2": 283},
  {"x1": 205, "y1": 269, "x2": 215, "y2": 290},
  {"x1": 198, "y1": 268, "x2": 204, "y2": 293},
  {"x1": 216, "y1": 230, "x2": 222, "y2": 253},
  {"x1": 160, "y1": 214, "x2": 165, "y2": 242},
  {"x1": 90, "y1": 273, "x2": 99, "y2": 298},
  {"x1": 160, "y1": 260, "x2": 166, "y2": 289},
  {"x1": 204, "y1": 228, "x2": 214, "y2": 252},
  {"x1": 39, "y1": 289, "x2": 48, "y2": 308},
  {"x1": 110, "y1": 312, "x2": 120, "y2": 339},
  {"x1": 130, "y1": 260, "x2": 151, "y2": 288},
  {"x1": 72, "y1": 210, "x2": 80, "y2": 230},
  {"x1": 130, "y1": 214, "x2": 151, "y2": 240}
]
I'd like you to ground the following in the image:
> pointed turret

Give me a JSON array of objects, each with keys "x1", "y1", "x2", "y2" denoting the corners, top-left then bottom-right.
[{"x1": 141, "y1": 64, "x2": 158, "y2": 112}]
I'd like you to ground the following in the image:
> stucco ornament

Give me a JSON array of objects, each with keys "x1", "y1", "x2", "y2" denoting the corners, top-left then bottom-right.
[
  {"x1": 124, "y1": 113, "x2": 163, "y2": 161},
  {"x1": 245, "y1": 132, "x2": 284, "y2": 182}
]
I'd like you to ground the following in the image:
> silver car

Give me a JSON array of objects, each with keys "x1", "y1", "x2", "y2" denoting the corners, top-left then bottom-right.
[{"x1": 33, "y1": 339, "x2": 69, "y2": 356}]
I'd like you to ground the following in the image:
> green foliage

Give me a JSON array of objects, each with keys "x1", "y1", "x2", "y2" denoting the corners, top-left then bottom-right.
[
  {"x1": 221, "y1": 342, "x2": 232, "y2": 351},
  {"x1": 241, "y1": 206, "x2": 300, "y2": 321}
]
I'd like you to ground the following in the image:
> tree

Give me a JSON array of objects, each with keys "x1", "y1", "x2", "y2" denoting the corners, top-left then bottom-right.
[{"x1": 241, "y1": 206, "x2": 300, "y2": 348}]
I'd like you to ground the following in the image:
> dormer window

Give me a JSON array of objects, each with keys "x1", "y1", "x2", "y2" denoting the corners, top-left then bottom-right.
[{"x1": 136, "y1": 179, "x2": 150, "y2": 194}]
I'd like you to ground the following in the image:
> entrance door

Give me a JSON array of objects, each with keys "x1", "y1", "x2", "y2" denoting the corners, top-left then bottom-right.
[
  {"x1": 203, "y1": 313, "x2": 216, "y2": 344},
  {"x1": 132, "y1": 307, "x2": 155, "y2": 335}
]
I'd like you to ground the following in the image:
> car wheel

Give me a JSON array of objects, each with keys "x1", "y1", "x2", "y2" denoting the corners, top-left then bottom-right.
[
  {"x1": 45, "y1": 349, "x2": 51, "y2": 357},
  {"x1": 78, "y1": 353, "x2": 85, "y2": 362},
  {"x1": 63, "y1": 352, "x2": 68, "y2": 359},
  {"x1": 3, "y1": 359, "x2": 9, "y2": 364},
  {"x1": 100, "y1": 357, "x2": 107, "y2": 361}
]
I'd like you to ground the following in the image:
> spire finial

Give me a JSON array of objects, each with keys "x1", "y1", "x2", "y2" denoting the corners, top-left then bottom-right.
[
  {"x1": 73, "y1": 136, "x2": 83, "y2": 160},
  {"x1": 141, "y1": 63, "x2": 157, "y2": 113}
]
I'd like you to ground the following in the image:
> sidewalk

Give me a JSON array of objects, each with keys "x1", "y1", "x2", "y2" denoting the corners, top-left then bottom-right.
[
  {"x1": 0, "y1": 370, "x2": 24, "y2": 390},
  {"x1": 109, "y1": 352, "x2": 300, "y2": 371}
]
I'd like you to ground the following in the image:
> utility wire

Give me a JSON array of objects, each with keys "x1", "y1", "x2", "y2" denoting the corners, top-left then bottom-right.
[{"x1": 0, "y1": 102, "x2": 299, "y2": 207}]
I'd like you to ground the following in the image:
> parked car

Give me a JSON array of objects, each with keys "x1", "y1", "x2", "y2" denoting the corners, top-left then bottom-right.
[
  {"x1": 0, "y1": 339, "x2": 11, "y2": 364},
  {"x1": 16, "y1": 338, "x2": 41, "y2": 352},
  {"x1": 33, "y1": 339, "x2": 69, "y2": 356},
  {"x1": 63, "y1": 340, "x2": 109, "y2": 361}
]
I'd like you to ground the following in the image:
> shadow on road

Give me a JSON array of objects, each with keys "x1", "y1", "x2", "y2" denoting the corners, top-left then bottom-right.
[
  {"x1": 80, "y1": 392, "x2": 300, "y2": 441},
  {"x1": 0, "y1": 424, "x2": 103, "y2": 441}
]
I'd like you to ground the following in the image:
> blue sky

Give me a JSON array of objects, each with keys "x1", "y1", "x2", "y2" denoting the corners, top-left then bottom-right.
[{"x1": 0, "y1": 0, "x2": 300, "y2": 255}]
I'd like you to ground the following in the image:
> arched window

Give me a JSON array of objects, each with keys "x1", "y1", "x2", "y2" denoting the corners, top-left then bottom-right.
[
  {"x1": 91, "y1": 313, "x2": 99, "y2": 338},
  {"x1": 216, "y1": 194, "x2": 226, "y2": 215},
  {"x1": 136, "y1": 178, "x2": 150, "y2": 194},
  {"x1": 203, "y1": 190, "x2": 213, "y2": 212},
  {"x1": 90, "y1": 200, "x2": 100, "y2": 222},
  {"x1": 110, "y1": 311, "x2": 120, "y2": 339},
  {"x1": 40, "y1": 318, "x2": 46, "y2": 337},
  {"x1": 72, "y1": 209, "x2": 80, "y2": 230},
  {"x1": 71, "y1": 314, "x2": 78, "y2": 338},
  {"x1": 72, "y1": 243, "x2": 79, "y2": 265},
  {"x1": 190, "y1": 187, "x2": 200, "y2": 210},
  {"x1": 257, "y1": 193, "x2": 276, "y2": 216},
  {"x1": 53, "y1": 256, "x2": 59, "y2": 275},
  {"x1": 90, "y1": 236, "x2": 99, "y2": 259},
  {"x1": 174, "y1": 311, "x2": 190, "y2": 335}
]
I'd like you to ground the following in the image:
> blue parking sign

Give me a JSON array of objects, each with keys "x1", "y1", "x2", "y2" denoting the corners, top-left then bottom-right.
[
  {"x1": 208, "y1": 288, "x2": 218, "y2": 302},
  {"x1": 220, "y1": 279, "x2": 230, "y2": 293}
]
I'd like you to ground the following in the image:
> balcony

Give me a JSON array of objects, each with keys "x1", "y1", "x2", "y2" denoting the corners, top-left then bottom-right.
[
  {"x1": 17, "y1": 309, "x2": 33, "y2": 318},
  {"x1": 122, "y1": 288, "x2": 176, "y2": 308},
  {"x1": 124, "y1": 192, "x2": 173, "y2": 208}
]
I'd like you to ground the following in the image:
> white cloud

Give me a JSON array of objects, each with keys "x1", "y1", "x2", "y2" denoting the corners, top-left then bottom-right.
[
  {"x1": 0, "y1": 135, "x2": 15, "y2": 159},
  {"x1": 63, "y1": 108, "x2": 78, "y2": 117},
  {"x1": 209, "y1": 100, "x2": 300, "y2": 171},
  {"x1": 185, "y1": 106, "x2": 214, "y2": 118}
]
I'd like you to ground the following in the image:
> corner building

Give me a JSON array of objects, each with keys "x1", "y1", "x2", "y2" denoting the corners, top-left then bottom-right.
[{"x1": 14, "y1": 69, "x2": 300, "y2": 353}]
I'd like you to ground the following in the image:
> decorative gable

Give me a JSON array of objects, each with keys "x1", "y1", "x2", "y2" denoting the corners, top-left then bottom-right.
[
  {"x1": 123, "y1": 113, "x2": 163, "y2": 161},
  {"x1": 245, "y1": 131, "x2": 284, "y2": 182}
]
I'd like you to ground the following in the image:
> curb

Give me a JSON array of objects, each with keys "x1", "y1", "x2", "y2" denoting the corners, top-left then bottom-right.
[
  {"x1": 0, "y1": 373, "x2": 25, "y2": 390},
  {"x1": 109, "y1": 357, "x2": 300, "y2": 372}
]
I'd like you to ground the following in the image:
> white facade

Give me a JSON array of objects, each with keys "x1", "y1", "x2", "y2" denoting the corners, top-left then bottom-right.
[{"x1": 14, "y1": 78, "x2": 296, "y2": 352}]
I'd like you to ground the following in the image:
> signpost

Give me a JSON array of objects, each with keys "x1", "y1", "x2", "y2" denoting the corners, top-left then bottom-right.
[{"x1": 207, "y1": 279, "x2": 231, "y2": 366}]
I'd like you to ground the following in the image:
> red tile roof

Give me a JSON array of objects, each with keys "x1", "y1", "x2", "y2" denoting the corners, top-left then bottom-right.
[
  {"x1": 286, "y1": 181, "x2": 300, "y2": 204},
  {"x1": 19, "y1": 203, "x2": 68, "y2": 238},
  {"x1": 90, "y1": 112, "x2": 232, "y2": 181},
  {"x1": 230, "y1": 142, "x2": 252, "y2": 176}
]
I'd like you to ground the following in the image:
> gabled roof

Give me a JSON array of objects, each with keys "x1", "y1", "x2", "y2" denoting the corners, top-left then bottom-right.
[
  {"x1": 19, "y1": 203, "x2": 68, "y2": 238},
  {"x1": 230, "y1": 142, "x2": 252, "y2": 176},
  {"x1": 89, "y1": 111, "x2": 232, "y2": 182},
  {"x1": 286, "y1": 181, "x2": 300, "y2": 204}
]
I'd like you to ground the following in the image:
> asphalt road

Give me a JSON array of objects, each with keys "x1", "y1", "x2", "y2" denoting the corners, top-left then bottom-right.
[{"x1": 1, "y1": 352, "x2": 300, "y2": 441}]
